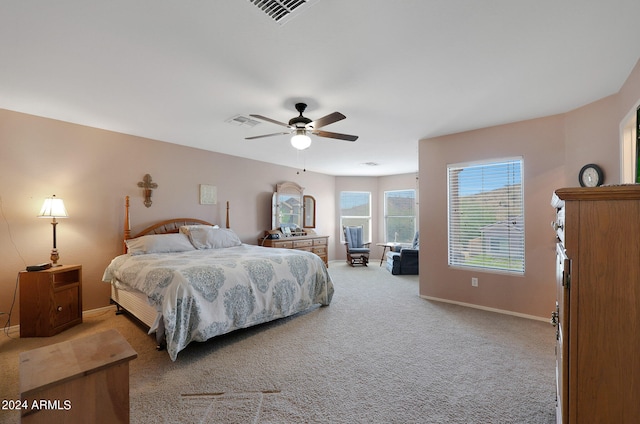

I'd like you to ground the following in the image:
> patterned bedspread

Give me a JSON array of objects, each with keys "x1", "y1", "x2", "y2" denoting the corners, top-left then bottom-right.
[{"x1": 103, "y1": 244, "x2": 334, "y2": 360}]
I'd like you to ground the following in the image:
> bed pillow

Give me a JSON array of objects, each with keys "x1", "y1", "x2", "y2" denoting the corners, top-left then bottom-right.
[
  {"x1": 181, "y1": 226, "x2": 242, "y2": 249},
  {"x1": 126, "y1": 233, "x2": 196, "y2": 255},
  {"x1": 179, "y1": 224, "x2": 219, "y2": 235}
]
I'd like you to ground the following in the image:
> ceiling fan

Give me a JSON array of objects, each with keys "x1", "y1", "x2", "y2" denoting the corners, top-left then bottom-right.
[{"x1": 245, "y1": 103, "x2": 358, "y2": 150}]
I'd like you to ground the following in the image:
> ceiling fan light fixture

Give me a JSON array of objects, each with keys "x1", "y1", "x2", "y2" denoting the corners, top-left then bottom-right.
[
  {"x1": 291, "y1": 130, "x2": 311, "y2": 150},
  {"x1": 246, "y1": 102, "x2": 357, "y2": 146}
]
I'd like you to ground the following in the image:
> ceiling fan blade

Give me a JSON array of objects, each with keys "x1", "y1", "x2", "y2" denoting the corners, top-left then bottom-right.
[
  {"x1": 245, "y1": 132, "x2": 290, "y2": 140},
  {"x1": 312, "y1": 130, "x2": 358, "y2": 142},
  {"x1": 249, "y1": 114, "x2": 291, "y2": 128},
  {"x1": 309, "y1": 112, "x2": 346, "y2": 129}
]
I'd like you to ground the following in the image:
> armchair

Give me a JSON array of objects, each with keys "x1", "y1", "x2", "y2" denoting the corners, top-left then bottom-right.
[
  {"x1": 386, "y1": 231, "x2": 419, "y2": 275},
  {"x1": 343, "y1": 226, "x2": 371, "y2": 266}
]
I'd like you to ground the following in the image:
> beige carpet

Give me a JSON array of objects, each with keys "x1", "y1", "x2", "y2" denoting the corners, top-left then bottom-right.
[{"x1": 0, "y1": 262, "x2": 556, "y2": 423}]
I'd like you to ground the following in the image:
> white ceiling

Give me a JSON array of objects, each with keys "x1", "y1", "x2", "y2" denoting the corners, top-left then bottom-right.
[{"x1": 1, "y1": 1, "x2": 639, "y2": 176}]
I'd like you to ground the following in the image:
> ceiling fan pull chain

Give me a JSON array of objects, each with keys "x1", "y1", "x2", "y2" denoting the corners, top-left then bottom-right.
[{"x1": 296, "y1": 150, "x2": 307, "y2": 174}]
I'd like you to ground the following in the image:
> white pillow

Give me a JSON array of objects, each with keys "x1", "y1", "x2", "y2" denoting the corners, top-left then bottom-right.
[
  {"x1": 126, "y1": 233, "x2": 196, "y2": 255},
  {"x1": 181, "y1": 226, "x2": 242, "y2": 249}
]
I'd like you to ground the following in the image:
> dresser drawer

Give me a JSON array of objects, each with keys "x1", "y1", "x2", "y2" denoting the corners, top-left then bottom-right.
[
  {"x1": 261, "y1": 235, "x2": 329, "y2": 267},
  {"x1": 293, "y1": 240, "x2": 313, "y2": 248},
  {"x1": 312, "y1": 246, "x2": 327, "y2": 256},
  {"x1": 313, "y1": 238, "x2": 327, "y2": 246}
]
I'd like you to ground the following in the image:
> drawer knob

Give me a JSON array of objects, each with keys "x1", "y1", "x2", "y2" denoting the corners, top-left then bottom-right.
[{"x1": 57, "y1": 306, "x2": 63, "y2": 312}]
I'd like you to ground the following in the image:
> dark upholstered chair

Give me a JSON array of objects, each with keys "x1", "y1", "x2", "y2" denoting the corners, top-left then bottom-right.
[
  {"x1": 344, "y1": 226, "x2": 371, "y2": 266},
  {"x1": 386, "y1": 231, "x2": 419, "y2": 275}
]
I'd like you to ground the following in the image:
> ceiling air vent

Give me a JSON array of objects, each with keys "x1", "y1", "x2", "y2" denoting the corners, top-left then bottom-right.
[
  {"x1": 247, "y1": 0, "x2": 318, "y2": 24},
  {"x1": 225, "y1": 115, "x2": 262, "y2": 128}
]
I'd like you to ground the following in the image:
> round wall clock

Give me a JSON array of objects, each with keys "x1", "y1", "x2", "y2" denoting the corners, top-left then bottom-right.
[{"x1": 578, "y1": 164, "x2": 604, "y2": 187}]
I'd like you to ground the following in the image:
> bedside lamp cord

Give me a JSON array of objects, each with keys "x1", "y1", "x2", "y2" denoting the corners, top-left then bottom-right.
[{"x1": 0, "y1": 196, "x2": 26, "y2": 338}]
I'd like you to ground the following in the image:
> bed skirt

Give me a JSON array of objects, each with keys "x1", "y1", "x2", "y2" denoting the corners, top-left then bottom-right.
[{"x1": 110, "y1": 283, "x2": 166, "y2": 349}]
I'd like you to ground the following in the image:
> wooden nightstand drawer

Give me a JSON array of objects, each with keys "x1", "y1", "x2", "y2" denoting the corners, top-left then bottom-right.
[
  {"x1": 313, "y1": 238, "x2": 327, "y2": 246},
  {"x1": 53, "y1": 285, "x2": 81, "y2": 328}
]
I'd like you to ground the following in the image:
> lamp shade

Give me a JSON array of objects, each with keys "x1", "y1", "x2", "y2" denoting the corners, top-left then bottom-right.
[
  {"x1": 291, "y1": 131, "x2": 312, "y2": 150},
  {"x1": 38, "y1": 195, "x2": 69, "y2": 218}
]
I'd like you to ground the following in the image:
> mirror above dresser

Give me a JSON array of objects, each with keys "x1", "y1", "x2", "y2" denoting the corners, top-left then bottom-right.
[
  {"x1": 262, "y1": 181, "x2": 328, "y2": 266},
  {"x1": 272, "y1": 181, "x2": 305, "y2": 232}
]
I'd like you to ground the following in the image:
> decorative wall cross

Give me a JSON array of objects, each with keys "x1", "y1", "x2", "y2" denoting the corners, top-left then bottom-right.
[{"x1": 137, "y1": 174, "x2": 158, "y2": 208}]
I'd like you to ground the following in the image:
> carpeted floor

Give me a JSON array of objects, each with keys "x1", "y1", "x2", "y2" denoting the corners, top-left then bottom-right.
[{"x1": 0, "y1": 262, "x2": 556, "y2": 423}]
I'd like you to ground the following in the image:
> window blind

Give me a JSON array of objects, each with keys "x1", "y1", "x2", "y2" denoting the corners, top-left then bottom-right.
[{"x1": 447, "y1": 158, "x2": 524, "y2": 274}]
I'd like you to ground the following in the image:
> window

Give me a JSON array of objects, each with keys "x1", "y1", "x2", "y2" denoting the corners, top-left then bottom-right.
[
  {"x1": 447, "y1": 158, "x2": 524, "y2": 274},
  {"x1": 340, "y1": 191, "x2": 371, "y2": 242},
  {"x1": 384, "y1": 189, "x2": 416, "y2": 243}
]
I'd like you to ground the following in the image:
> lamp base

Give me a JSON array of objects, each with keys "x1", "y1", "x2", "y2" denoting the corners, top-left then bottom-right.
[{"x1": 50, "y1": 248, "x2": 61, "y2": 267}]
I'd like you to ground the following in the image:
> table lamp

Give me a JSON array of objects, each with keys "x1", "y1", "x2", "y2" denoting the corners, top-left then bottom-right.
[{"x1": 38, "y1": 195, "x2": 69, "y2": 266}]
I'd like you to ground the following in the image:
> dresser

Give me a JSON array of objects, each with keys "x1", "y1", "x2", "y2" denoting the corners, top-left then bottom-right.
[
  {"x1": 552, "y1": 186, "x2": 640, "y2": 423},
  {"x1": 19, "y1": 264, "x2": 82, "y2": 337},
  {"x1": 261, "y1": 234, "x2": 329, "y2": 267}
]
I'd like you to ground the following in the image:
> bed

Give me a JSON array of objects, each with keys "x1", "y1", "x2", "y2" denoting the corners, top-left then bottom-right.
[{"x1": 102, "y1": 196, "x2": 334, "y2": 360}]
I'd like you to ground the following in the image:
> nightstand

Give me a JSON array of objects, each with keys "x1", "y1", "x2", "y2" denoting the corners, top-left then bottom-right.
[{"x1": 19, "y1": 264, "x2": 82, "y2": 337}]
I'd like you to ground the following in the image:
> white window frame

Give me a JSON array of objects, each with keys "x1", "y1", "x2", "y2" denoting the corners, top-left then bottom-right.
[
  {"x1": 339, "y1": 191, "x2": 372, "y2": 243},
  {"x1": 384, "y1": 189, "x2": 416, "y2": 244},
  {"x1": 447, "y1": 157, "x2": 524, "y2": 274}
]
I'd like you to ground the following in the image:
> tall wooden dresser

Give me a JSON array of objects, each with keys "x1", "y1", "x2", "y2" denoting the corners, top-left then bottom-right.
[{"x1": 552, "y1": 186, "x2": 640, "y2": 423}]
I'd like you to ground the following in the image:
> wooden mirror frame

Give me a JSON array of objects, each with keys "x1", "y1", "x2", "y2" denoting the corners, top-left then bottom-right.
[{"x1": 303, "y1": 195, "x2": 316, "y2": 228}]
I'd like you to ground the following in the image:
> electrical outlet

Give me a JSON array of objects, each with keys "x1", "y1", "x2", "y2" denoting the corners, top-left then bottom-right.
[{"x1": 471, "y1": 277, "x2": 478, "y2": 287}]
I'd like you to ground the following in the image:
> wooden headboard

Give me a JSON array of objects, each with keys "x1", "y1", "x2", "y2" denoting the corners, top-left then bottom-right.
[{"x1": 122, "y1": 195, "x2": 230, "y2": 253}]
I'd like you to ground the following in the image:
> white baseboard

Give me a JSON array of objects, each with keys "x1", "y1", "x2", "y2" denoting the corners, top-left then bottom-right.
[
  {"x1": 83, "y1": 304, "x2": 117, "y2": 317},
  {"x1": 3, "y1": 323, "x2": 19, "y2": 336},
  {"x1": 420, "y1": 295, "x2": 548, "y2": 322},
  {"x1": 2, "y1": 305, "x2": 118, "y2": 336}
]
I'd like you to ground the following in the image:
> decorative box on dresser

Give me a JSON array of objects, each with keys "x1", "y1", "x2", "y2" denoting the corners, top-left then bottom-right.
[
  {"x1": 552, "y1": 186, "x2": 640, "y2": 424},
  {"x1": 261, "y1": 234, "x2": 329, "y2": 267},
  {"x1": 19, "y1": 264, "x2": 82, "y2": 337}
]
